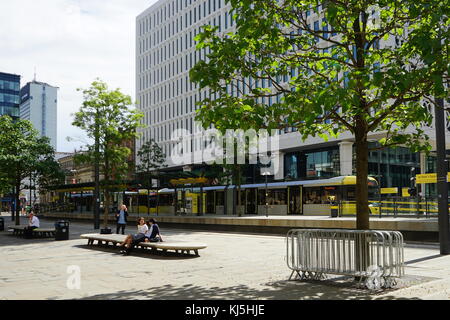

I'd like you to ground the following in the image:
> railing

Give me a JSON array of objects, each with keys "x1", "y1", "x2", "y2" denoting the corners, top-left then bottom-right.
[
  {"x1": 286, "y1": 229, "x2": 404, "y2": 289},
  {"x1": 339, "y1": 197, "x2": 448, "y2": 217}
]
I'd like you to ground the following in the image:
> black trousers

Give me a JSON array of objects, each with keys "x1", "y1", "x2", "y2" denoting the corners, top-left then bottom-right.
[
  {"x1": 116, "y1": 224, "x2": 126, "y2": 235},
  {"x1": 24, "y1": 226, "x2": 38, "y2": 239}
]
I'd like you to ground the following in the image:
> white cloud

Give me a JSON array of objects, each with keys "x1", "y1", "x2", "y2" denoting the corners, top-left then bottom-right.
[{"x1": 0, "y1": 0, "x2": 156, "y2": 152}]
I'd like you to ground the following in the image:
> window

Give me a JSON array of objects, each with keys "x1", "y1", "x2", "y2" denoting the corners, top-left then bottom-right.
[
  {"x1": 314, "y1": 20, "x2": 319, "y2": 42},
  {"x1": 258, "y1": 189, "x2": 287, "y2": 205},
  {"x1": 322, "y1": 18, "x2": 329, "y2": 39}
]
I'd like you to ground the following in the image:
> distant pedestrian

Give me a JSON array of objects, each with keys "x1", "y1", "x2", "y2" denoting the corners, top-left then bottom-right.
[{"x1": 115, "y1": 204, "x2": 128, "y2": 235}]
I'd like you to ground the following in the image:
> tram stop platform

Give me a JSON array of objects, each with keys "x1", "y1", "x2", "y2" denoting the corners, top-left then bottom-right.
[{"x1": 40, "y1": 212, "x2": 441, "y2": 242}]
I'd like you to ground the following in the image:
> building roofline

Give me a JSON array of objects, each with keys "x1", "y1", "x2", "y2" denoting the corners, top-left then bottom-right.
[
  {"x1": 0, "y1": 71, "x2": 21, "y2": 78},
  {"x1": 25, "y1": 80, "x2": 59, "y2": 89},
  {"x1": 136, "y1": 0, "x2": 164, "y2": 20}
]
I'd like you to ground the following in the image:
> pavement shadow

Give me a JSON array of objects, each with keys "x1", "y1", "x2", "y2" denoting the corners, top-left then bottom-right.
[
  {"x1": 73, "y1": 244, "x2": 201, "y2": 261},
  {"x1": 80, "y1": 279, "x2": 422, "y2": 300},
  {"x1": 0, "y1": 231, "x2": 56, "y2": 247}
]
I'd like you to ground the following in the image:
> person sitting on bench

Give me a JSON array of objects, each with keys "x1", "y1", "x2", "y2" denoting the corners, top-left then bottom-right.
[
  {"x1": 144, "y1": 218, "x2": 163, "y2": 243},
  {"x1": 25, "y1": 212, "x2": 40, "y2": 230},
  {"x1": 24, "y1": 212, "x2": 40, "y2": 237},
  {"x1": 119, "y1": 217, "x2": 148, "y2": 255}
]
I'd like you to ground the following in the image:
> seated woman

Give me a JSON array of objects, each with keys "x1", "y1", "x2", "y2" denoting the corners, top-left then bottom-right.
[
  {"x1": 144, "y1": 218, "x2": 163, "y2": 243},
  {"x1": 119, "y1": 217, "x2": 148, "y2": 254}
]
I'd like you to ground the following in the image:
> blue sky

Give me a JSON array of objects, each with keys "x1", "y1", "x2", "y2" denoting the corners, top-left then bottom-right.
[{"x1": 0, "y1": 0, "x2": 157, "y2": 152}]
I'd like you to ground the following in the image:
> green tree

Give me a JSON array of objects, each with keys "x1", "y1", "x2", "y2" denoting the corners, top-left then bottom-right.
[
  {"x1": 191, "y1": 0, "x2": 449, "y2": 230},
  {"x1": 35, "y1": 150, "x2": 66, "y2": 200},
  {"x1": 137, "y1": 139, "x2": 167, "y2": 176},
  {"x1": 136, "y1": 139, "x2": 167, "y2": 215},
  {"x1": 0, "y1": 116, "x2": 62, "y2": 224},
  {"x1": 72, "y1": 79, "x2": 144, "y2": 228}
]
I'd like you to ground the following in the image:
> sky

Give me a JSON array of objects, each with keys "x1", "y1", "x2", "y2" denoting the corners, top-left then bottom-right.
[{"x1": 0, "y1": 0, "x2": 157, "y2": 153}]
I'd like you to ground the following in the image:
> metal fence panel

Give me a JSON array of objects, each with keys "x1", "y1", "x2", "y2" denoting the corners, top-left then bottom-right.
[{"x1": 286, "y1": 229, "x2": 404, "y2": 289}]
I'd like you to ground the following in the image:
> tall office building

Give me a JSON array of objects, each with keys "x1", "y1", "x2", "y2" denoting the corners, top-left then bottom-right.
[
  {"x1": 0, "y1": 72, "x2": 21, "y2": 119},
  {"x1": 20, "y1": 80, "x2": 58, "y2": 150},
  {"x1": 136, "y1": 0, "x2": 449, "y2": 191},
  {"x1": 136, "y1": 0, "x2": 232, "y2": 170}
]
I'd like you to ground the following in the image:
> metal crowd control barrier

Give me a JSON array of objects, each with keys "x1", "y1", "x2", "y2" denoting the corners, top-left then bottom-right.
[{"x1": 286, "y1": 229, "x2": 404, "y2": 290}]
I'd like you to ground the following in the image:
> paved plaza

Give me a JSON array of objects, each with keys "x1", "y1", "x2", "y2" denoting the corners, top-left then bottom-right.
[{"x1": 1, "y1": 216, "x2": 450, "y2": 300}]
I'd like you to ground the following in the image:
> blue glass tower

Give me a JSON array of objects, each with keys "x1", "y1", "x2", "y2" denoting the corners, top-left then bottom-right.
[{"x1": 0, "y1": 72, "x2": 21, "y2": 119}]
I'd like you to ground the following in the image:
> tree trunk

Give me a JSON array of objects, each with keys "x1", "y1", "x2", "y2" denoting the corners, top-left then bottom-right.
[
  {"x1": 354, "y1": 119, "x2": 370, "y2": 230},
  {"x1": 354, "y1": 118, "x2": 370, "y2": 279},
  {"x1": 237, "y1": 165, "x2": 242, "y2": 217},
  {"x1": 14, "y1": 182, "x2": 20, "y2": 226},
  {"x1": 148, "y1": 175, "x2": 151, "y2": 216}
]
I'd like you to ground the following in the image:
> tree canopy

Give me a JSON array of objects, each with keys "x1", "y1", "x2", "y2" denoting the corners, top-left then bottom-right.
[
  {"x1": 72, "y1": 79, "x2": 144, "y2": 226},
  {"x1": 190, "y1": 0, "x2": 450, "y2": 229},
  {"x1": 0, "y1": 116, "x2": 62, "y2": 223}
]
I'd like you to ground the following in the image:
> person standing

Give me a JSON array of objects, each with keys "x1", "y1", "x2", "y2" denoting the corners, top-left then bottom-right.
[{"x1": 115, "y1": 204, "x2": 128, "y2": 235}]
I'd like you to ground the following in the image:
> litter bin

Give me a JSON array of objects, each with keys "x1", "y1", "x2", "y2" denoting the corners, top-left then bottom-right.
[
  {"x1": 0, "y1": 217, "x2": 4, "y2": 231},
  {"x1": 100, "y1": 227, "x2": 112, "y2": 235},
  {"x1": 330, "y1": 203, "x2": 339, "y2": 218},
  {"x1": 55, "y1": 221, "x2": 69, "y2": 241}
]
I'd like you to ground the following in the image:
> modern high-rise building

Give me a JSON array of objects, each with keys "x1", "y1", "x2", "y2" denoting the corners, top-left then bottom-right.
[
  {"x1": 0, "y1": 72, "x2": 21, "y2": 119},
  {"x1": 19, "y1": 80, "x2": 58, "y2": 150},
  {"x1": 136, "y1": 0, "x2": 233, "y2": 171},
  {"x1": 136, "y1": 0, "x2": 449, "y2": 196}
]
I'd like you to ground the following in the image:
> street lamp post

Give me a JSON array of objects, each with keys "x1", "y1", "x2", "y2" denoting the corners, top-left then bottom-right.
[
  {"x1": 435, "y1": 96, "x2": 450, "y2": 255},
  {"x1": 431, "y1": 20, "x2": 449, "y2": 255},
  {"x1": 93, "y1": 110, "x2": 100, "y2": 230},
  {"x1": 261, "y1": 170, "x2": 271, "y2": 218}
]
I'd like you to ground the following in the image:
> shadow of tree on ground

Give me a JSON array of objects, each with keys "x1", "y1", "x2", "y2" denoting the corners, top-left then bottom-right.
[{"x1": 81, "y1": 276, "x2": 427, "y2": 300}]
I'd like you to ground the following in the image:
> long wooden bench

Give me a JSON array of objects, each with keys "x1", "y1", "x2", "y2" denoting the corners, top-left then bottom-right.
[
  {"x1": 8, "y1": 226, "x2": 56, "y2": 238},
  {"x1": 80, "y1": 233, "x2": 207, "y2": 256}
]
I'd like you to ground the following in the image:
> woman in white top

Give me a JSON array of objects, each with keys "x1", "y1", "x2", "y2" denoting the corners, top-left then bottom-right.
[{"x1": 118, "y1": 217, "x2": 148, "y2": 251}]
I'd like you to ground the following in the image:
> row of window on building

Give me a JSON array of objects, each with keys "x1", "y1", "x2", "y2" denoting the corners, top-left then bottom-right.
[
  {"x1": 0, "y1": 80, "x2": 20, "y2": 92},
  {"x1": 0, "y1": 93, "x2": 20, "y2": 104},
  {"x1": 138, "y1": 0, "x2": 227, "y2": 39}
]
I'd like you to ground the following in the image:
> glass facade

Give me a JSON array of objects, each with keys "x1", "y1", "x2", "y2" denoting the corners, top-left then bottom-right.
[
  {"x1": 0, "y1": 72, "x2": 20, "y2": 119},
  {"x1": 366, "y1": 142, "x2": 420, "y2": 188},
  {"x1": 284, "y1": 143, "x2": 422, "y2": 189},
  {"x1": 284, "y1": 147, "x2": 340, "y2": 180}
]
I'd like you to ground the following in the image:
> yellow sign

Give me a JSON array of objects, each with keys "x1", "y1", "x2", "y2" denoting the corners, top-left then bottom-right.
[
  {"x1": 170, "y1": 177, "x2": 208, "y2": 185},
  {"x1": 402, "y1": 188, "x2": 410, "y2": 197},
  {"x1": 415, "y1": 173, "x2": 450, "y2": 184},
  {"x1": 416, "y1": 173, "x2": 437, "y2": 184},
  {"x1": 381, "y1": 188, "x2": 398, "y2": 194}
]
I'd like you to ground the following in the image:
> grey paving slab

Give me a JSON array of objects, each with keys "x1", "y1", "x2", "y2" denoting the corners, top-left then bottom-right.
[{"x1": 0, "y1": 217, "x2": 449, "y2": 300}]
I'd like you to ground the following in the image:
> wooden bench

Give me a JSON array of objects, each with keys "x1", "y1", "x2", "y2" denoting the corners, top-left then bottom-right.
[
  {"x1": 8, "y1": 226, "x2": 56, "y2": 238},
  {"x1": 80, "y1": 233, "x2": 207, "y2": 256}
]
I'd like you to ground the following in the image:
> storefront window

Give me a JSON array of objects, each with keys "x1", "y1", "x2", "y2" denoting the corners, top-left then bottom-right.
[
  {"x1": 285, "y1": 153, "x2": 298, "y2": 179},
  {"x1": 306, "y1": 148, "x2": 340, "y2": 179},
  {"x1": 367, "y1": 143, "x2": 421, "y2": 188},
  {"x1": 284, "y1": 147, "x2": 340, "y2": 180}
]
